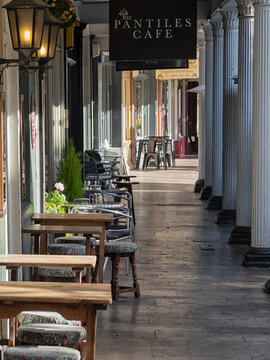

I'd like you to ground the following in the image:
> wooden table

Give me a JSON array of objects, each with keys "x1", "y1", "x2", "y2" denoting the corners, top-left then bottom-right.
[
  {"x1": 31, "y1": 213, "x2": 113, "y2": 283},
  {"x1": 0, "y1": 254, "x2": 96, "y2": 282},
  {"x1": 22, "y1": 224, "x2": 101, "y2": 283},
  {"x1": 0, "y1": 281, "x2": 112, "y2": 360}
]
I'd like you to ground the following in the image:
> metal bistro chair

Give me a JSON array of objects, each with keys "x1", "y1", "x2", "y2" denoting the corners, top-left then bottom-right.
[{"x1": 142, "y1": 138, "x2": 160, "y2": 170}]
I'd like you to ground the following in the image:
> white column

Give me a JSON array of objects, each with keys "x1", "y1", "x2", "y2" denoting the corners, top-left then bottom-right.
[
  {"x1": 6, "y1": 66, "x2": 22, "y2": 255},
  {"x1": 217, "y1": 3, "x2": 239, "y2": 222},
  {"x1": 244, "y1": 0, "x2": 270, "y2": 268},
  {"x1": 195, "y1": 30, "x2": 206, "y2": 192},
  {"x1": 207, "y1": 14, "x2": 224, "y2": 210},
  {"x1": 201, "y1": 23, "x2": 213, "y2": 200},
  {"x1": 230, "y1": 0, "x2": 254, "y2": 243}
]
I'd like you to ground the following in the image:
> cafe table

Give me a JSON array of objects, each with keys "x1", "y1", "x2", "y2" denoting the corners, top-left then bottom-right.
[
  {"x1": 31, "y1": 213, "x2": 113, "y2": 283},
  {"x1": 0, "y1": 254, "x2": 96, "y2": 282},
  {"x1": 0, "y1": 281, "x2": 112, "y2": 360},
  {"x1": 22, "y1": 224, "x2": 101, "y2": 283}
]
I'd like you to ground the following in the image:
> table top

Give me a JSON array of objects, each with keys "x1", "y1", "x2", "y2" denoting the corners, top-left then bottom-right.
[
  {"x1": 113, "y1": 181, "x2": 139, "y2": 185},
  {"x1": 22, "y1": 224, "x2": 102, "y2": 235},
  {"x1": 66, "y1": 203, "x2": 125, "y2": 209},
  {"x1": 0, "y1": 281, "x2": 112, "y2": 305},
  {"x1": 32, "y1": 213, "x2": 113, "y2": 224},
  {"x1": 0, "y1": 254, "x2": 96, "y2": 268}
]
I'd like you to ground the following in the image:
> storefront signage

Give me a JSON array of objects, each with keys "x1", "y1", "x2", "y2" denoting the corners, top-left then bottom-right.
[
  {"x1": 109, "y1": 0, "x2": 197, "y2": 61},
  {"x1": 116, "y1": 59, "x2": 188, "y2": 71},
  {"x1": 155, "y1": 59, "x2": 199, "y2": 80}
]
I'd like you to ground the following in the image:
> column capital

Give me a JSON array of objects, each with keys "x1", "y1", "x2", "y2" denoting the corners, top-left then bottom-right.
[
  {"x1": 210, "y1": 15, "x2": 224, "y2": 37},
  {"x1": 237, "y1": 0, "x2": 254, "y2": 17},
  {"x1": 220, "y1": 7, "x2": 239, "y2": 29},
  {"x1": 202, "y1": 22, "x2": 213, "y2": 42},
  {"x1": 197, "y1": 30, "x2": 205, "y2": 48}
]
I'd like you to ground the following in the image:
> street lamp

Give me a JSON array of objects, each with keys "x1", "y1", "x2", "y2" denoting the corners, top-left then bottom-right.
[
  {"x1": 3, "y1": 0, "x2": 50, "y2": 58},
  {"x1": 0, "y1": 0, "x2": 61, "y2": 83}
]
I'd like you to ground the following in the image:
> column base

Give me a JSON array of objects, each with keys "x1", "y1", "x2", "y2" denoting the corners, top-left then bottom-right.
[
  {"x1": 243, "y1": 247, "x2": 270, "y2": 267},
  {"x1": 264, "y1": 279, "x2": 270, "y2": 293},
  {"x1": 216, "y1": 209, "x2": 236, "y2": 224},
  {"x1": 229, "y1": 226, "x2": 251, "y2": 245},
  {"x1": 206, "y1": 196, "x2": 222, "y2": 210},
  {"x1": 194, "y1": 179, "x2": 204, "y2": 193},
  {"x1": 200, "y1": 186, "x2": 212, "y2": 200}
]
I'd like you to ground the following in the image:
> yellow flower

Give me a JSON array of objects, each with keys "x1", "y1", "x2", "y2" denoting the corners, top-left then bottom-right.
[{"x1": 51, "y1": 2, "x2": 55, "y2": 6}]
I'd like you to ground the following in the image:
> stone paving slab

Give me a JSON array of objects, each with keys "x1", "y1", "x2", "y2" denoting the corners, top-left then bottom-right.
[{"x1": 95, "y1": 158, "x2": 270, "y2": 360}]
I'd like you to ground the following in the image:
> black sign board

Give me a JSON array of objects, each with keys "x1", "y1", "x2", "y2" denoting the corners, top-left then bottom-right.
[
  {"x1": 109, "y1": 0, "x2": 197, "y2": 61},
  {"x1": 116, "y1": 59, "x2": 188, "y2": 71}
]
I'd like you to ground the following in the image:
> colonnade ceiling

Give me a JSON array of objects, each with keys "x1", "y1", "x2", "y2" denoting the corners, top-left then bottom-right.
[{"x1": 73, "y1": 0, "x2": 223, "y2": 28}]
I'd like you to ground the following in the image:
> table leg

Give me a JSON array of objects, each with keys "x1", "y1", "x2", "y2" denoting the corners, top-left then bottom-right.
[
  {"x1": 10, "y1": 269, "x2": 18, "y2": 281},
  {"x1": 99, "y1": 226, "x2": 105, "y2": 283},
  {"x1": 33, "y1": 235, "x2": 40, "y2": 280},
  {"x1": 85, "y1": 235, "x2": 91, "y2": 283},
  {"x1": 86, "y1": 307, "x2": 97, "y2": 360},
  {"x1": 8, "y1": 317, "x2": 16, "y2": 347},
  {"x1": 40, "y1": 233, "x2": 47, "y2": 254}
]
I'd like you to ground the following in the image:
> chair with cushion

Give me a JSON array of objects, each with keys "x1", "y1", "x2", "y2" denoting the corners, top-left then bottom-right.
[
  {"x1": 91, "y1": 240, "x2": 140, "y2": 300},
  {"x1": 18, "y1": 311, "x2": 78, "y2": 326},
  {"x1": 38, "y1": 243, "x2": 86, "y2": 282},
  {"x1": 17, "y1": 324, "x2": 86, "y2": 347},
  {"x1": 4, "y1": 346, "x2": 81, "y2": 360}
]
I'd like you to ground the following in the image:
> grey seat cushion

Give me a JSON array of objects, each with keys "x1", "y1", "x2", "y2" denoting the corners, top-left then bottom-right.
[
  {"x1": 55, "y1": 236, "x2": 86, "y2": 245},
  {"x1": 18, "y1": 311, "x2": 79, "y2": 326},
  {"x1": 48, "y1": 243, "x2": 86, "y2": 255},
  {"x1": 92, "y1": 240, "x2": 138, "y2": 255},
  {"x1": 38, "y1": 267, "x2": 87, "y2": 278},
  {"x1": 18, "y1": 324, "x2": 86, "y2": 346},
  {"x1": 106, "y1": 229, "x2": 130, "y2": 241},
  {"x1": 4, "y1": 346, "x2": 80, "y2": 360}
]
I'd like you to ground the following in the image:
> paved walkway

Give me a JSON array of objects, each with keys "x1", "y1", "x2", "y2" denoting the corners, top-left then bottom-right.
[{"x1": 96, "y1": 157, "x2": 270, "y2": 360}]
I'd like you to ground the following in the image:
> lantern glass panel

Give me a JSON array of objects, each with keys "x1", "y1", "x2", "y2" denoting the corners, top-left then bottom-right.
[
  {"x1": 33, "y1": 9, "x2": 45, "y2": 49},
  {"x1": 37, "y1": 24, "x2": 49, "y2": 57},
  {"x1": 7, "y1": 9, "x2": 19, "y2": 49},
  {"x1": 48, "y1": 25, "x2": 59, "y2": 58},
  {"x1": 17, "y1": 9, "x2": 34, "y2": 48}
]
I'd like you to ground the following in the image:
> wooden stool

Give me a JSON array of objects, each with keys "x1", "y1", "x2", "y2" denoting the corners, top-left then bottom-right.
[{"x1": 92, "y1": 241, "x2": 140, "y2": 300}]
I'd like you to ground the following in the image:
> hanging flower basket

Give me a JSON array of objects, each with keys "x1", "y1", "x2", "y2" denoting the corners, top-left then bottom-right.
[{"x1": 48, "y1": 0, "x2": 80, "y2": 29}]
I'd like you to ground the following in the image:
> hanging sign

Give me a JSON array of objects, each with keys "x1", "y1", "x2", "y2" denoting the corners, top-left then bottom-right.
[
  {"x1": 156, "y1": 59, "x2": 199, "y2": 80},
  {"x1": 116, "y1": 59, "x2": 188, "y2": 71},
  {"x1": 109, "y1": 0, "x2": 197, "y2": 61}
]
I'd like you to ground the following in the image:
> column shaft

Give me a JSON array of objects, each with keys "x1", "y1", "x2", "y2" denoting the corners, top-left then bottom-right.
[
  {"x1": 195, "y1": 31, "x2": 206, "y2": 192},
  {"x1": 217, "y1": 6, "x2": 239, "y2": 223},
  {"x1": 244, "y1": 0, "x2": 270, "y2": 268},
  {"x1": 230, "y1": 0, "x2": 254, "y2": 244},
  {"x1": 201, "y1": 23, "x2": 213, "y2": 200},
  {"x1": 252, "y1": 1, "x2": 270, "y2": 248},
  {"x1": 207, "y1": 16, "x2": 224, "y2": 210}
]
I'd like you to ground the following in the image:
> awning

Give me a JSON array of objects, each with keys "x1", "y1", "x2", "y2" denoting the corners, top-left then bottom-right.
[{"x1": 187, "y1": 84, "x2": 205, "y2": 93}]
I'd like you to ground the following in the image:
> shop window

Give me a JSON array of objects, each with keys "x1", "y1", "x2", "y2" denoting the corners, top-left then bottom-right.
[{"x1": 0, "y1": 93, "x2": 6, "y2": 217}]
